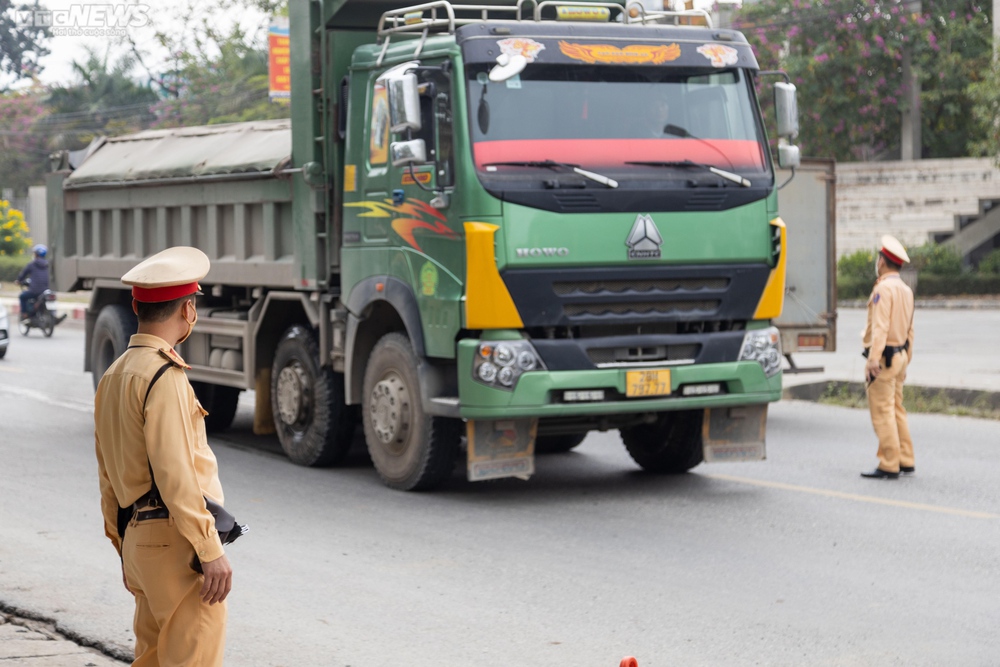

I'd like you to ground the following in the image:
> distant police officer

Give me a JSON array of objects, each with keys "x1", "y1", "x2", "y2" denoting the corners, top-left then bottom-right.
[
  {"x1": 861, "y1": 235, "x2": 916, "y2": 480},
  {"x1": 94, "y1": 247, "x2": 231, "y2": 665}
]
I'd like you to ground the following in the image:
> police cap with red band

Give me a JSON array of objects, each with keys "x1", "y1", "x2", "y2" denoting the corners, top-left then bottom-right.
[
  {"x1": 121, "y1": 246, "x2": 210, "y2": 303},
  {"x1": 879, "y1": 234, "x2": 910, "y2": 266}
]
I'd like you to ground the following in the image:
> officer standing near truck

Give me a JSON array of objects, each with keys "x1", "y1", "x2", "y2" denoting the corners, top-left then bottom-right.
[
  {"x1": 94, "y1": 246, "x2": 232, "y2": 665},
  {"x1": 860, "y1": 235, "x2": 916, "y2": 480}
]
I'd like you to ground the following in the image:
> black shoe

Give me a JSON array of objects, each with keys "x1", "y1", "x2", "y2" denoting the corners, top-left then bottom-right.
[
  {"x1": 861, "y1": 468, "x2": 899, "y2": 479},
  {"x1": 900, "y1": 466, "x2": 915, "y2": 474}
]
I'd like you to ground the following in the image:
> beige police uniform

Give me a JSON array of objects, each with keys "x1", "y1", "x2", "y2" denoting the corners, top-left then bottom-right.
[
  {"x1": 862, "y1": 239, "x2": 916, "y2": 475},
  {"x1": 94, "y1": 247, "x2": 227, "y2": 666}
]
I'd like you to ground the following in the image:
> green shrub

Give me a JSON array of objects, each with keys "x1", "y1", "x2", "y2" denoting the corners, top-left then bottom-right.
[
  {"x1": 915, "y1": 274, "x2": 1000, "y2": 295},
  {"x1": 978, "y1": 248, "x2": 1000, "y2": 275},
  {"x1": 836, "y1": 276, "x2": 871, "y2": 300},
  {"x1": 0, "y1": 200, "x2": 31, "y2": 256},
  {"x1": 837, "y1": 248, "x2": 876, "y2": 283},
  {"x1": 0, "y1": 254, "x2": 25, "y2": 282},
  {"x1": 908, "y1": 242, "x2": 963, "y2": 276}
]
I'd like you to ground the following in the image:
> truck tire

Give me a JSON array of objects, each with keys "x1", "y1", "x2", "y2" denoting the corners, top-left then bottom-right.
[
  {"x1": 191, "y1": 382, "x2": 242, "y2": 433},
  {"x1": 271, "y1": 325, "x2": 356, "y2": 467},
  {"x1": 362, "y1": 332, "x2": 461, "y2": 491},
  {"x1": 620, "y1": 409, "x2": 705, "y2": 473},
  {"x1": 535, "y1": 433, "x2": 587, "y2": 454},
  {"x1": 91, "y1": 304, "x2": 138, "y2": 390}
]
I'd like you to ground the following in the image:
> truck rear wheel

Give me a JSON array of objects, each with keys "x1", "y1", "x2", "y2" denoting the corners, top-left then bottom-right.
[
  {"x1": 91, "y1": 304, "x2": 138, "y2": 390},
  {"x1": 535, "y1": 433, "x2": 587, "y2": 454},
  {"x1": 191, "y1": 382, "x2": 242, "y2": 433},
  {"x1": 362, "y1": 333, "x2": 461, "y2": 491},
  {"x1": 271, "y1": 325, "x2": 356, "y2": 467},
  {"x1": 620, "y1": 409, "x2": 705, "y2": 473}
]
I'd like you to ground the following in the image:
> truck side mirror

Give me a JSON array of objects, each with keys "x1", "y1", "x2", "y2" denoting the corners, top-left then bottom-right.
[
  {"x1": 390, "y1": 138, "x2": 427, "y2": 167},
  {"x1": 777, "y1": 143, "x2": 800, "y2": 170},
  {"x1": 386, "y1": 71, "x2": 422, "y2": 133},
  {"x1": 774, "y1": 81, "x2": 799, "y2": 139}
]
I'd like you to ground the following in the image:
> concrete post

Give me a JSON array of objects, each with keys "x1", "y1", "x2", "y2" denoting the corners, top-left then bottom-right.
[{"x1": 900, "y1": 0, "x2": 922, "y2": 160}]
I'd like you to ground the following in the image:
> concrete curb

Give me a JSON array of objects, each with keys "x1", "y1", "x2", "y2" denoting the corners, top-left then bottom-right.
[
  {"x1": 0, "y1": 297, "x2": 86, "y2": 328},
  {"x1": 0, "y1": 603, "x2": 128, "y2": 665},
  {"x1": 839, "y1": 298, "x2": 1000, "y2": 310},
  {"x1": 784, "y1": 380, "x2": 1000, "y2": 416}
]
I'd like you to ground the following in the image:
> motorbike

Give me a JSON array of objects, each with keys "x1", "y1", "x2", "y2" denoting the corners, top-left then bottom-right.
[
  {"x1": 0, "y1": 285, "x2": 8, "y2": 358},
  {"x1": 18, "y1": 281, "x2": 66, "y2": 337}
]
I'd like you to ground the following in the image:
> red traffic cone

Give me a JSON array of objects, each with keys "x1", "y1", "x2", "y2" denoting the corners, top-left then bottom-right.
[{"x1": 620, "y1": 658, "x2": 638, "y2": 667}]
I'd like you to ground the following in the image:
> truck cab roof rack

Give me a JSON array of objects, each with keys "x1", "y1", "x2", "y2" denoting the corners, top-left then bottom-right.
[{"x1": 376, "y1": 1, "x2": 712, "y2": 63}]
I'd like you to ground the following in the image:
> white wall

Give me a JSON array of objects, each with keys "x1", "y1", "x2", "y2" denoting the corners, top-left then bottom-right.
[{"x1": 835, "y1": 158, "x2": 1000, "y2": 257}]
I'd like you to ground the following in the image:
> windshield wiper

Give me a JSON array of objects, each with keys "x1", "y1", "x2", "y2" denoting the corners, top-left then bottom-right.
[
  {"x1": 625, "y1": 159, "x2": 751, "y2": 188},
  {"x1": 483, "y1": 160, "x2": 618, "y2": 189}
]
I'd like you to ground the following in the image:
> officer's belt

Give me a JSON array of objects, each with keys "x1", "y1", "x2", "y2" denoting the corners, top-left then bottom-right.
[
  {"x1": 132, "y1": 490, "x2": 170, "y2": 521},
  {"x1": 862, "y1": 340, "x2": 910, "y2": 368}
]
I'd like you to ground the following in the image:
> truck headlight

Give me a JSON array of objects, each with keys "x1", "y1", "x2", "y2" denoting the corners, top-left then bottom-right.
[
  {"x1": 738, "y1": 327, "x2": 782, "y2": 377},
  {"x1": 473, "y1": 340, "x2": 545, "y2": 390}
]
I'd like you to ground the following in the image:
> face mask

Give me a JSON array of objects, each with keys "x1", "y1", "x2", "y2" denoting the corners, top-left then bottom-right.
[
  {"x1": 874, "y1": 254, "x2": 881, "y2": 278},
  {"x1": 177, "y1": 301, "x2": 197, "y2": 345}
]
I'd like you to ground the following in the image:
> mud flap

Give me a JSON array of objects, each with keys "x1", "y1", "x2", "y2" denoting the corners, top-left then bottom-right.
[
  {"x1": 702, "y1": 404, "x2": 767, "y2": 463},
  {"x1": 467, "y1": 418, "x2": 537, "y2": 481}
]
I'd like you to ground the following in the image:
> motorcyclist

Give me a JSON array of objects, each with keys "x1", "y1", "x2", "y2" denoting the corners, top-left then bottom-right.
[{"x1": 15, "y1": 244, "x2": 51, "y2": 322}]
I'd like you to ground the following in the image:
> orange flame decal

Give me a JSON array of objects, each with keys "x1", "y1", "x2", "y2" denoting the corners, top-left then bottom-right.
[
  {"x1": 559, "y1": 41, "x2": 681, "y2": 65},
  {"x1": 345, "y1": 198, "x2": 457, "y2": 252}
]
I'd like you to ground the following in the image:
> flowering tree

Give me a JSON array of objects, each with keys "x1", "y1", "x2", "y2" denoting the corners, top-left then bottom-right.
[
  {"x1": 733, "y1": 0, "x2": 992, "y2": 162},
  {"x1": 0, "y1": 93, "x2": 49, "y2": 195},
  {"x1": 0, "y1": 199, "x2": 30, "y2": 256}
]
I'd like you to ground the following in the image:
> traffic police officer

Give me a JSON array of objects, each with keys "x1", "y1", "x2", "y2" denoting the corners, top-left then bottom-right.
[
  {"x1": 94, "y1": 246, "x2": 231, "y2": 665},
  {"x1": 861, "y1": 235, "x2": 916, "y2": 480}
]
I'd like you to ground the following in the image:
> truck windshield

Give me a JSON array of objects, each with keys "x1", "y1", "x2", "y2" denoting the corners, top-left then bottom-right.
[{"x1": 466, "y1": 64, "x2": 770, "y2": 185}]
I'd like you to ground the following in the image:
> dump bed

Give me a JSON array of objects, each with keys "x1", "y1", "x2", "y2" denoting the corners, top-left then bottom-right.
[{"x1": 48, "y1": 119, "x2": 300, "y2": 293}]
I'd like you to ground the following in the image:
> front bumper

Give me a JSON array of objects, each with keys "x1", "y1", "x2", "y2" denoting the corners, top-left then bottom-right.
[{"x1": 457, "y1": 340, "x2": 781, "y2": 419}]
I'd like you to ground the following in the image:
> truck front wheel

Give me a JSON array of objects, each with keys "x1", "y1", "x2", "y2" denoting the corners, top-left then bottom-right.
[
  {"x1": 619, "y1": 409, "x2": 705, "y2": 473},
  {"x1": 271, "y1": 325, "x2": 356, "y2": 467},
  {"x1": 91, "y1": 304, "x2": 137, "y2": 390},
  {"x1": 362, "y1": 333, "x2": 461, "y2": 491}
]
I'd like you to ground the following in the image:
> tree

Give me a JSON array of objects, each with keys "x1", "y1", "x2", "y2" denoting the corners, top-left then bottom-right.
[
  {"x1": 41, "y1": 48, "x2": 158, "y2": 149},
  {"x1": 127, "y1": 0, "x2": 289, "y2": 128},
  {"x1": 151, "y1": 28, "x2": 289, "y2": 128},
  {"x1": 733, "y1": 0, "x2": 992, "y2": 162},
  {"x1": 0, "y1": 92, "x2": 49, "y2": 194},
  {"x1": 0, "y1": 0, "x2": 49, "y2": 87},
  {"x1": 967, "y1": 61, "x2": 1000, "y2": 160}
]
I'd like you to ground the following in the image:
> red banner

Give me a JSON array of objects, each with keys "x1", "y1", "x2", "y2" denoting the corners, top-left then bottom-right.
[{"x1": 269, "y1": 19, "x2": 290, "y2": 100}]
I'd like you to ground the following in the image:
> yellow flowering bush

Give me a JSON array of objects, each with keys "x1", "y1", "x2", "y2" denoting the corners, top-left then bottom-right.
[{"x1": 0, "y1": 200, "x2": 31, "y2": 256}]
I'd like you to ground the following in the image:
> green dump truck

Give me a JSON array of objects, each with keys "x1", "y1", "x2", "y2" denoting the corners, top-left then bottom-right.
[{"x1": 49, "y1": 0, "x2": 803, "y2": 490}]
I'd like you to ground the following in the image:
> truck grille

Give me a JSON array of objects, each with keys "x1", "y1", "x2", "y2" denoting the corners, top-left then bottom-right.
[
  {"x1": 553, "y1": 277, "x2": 728, "y2": 295},
  {"x1": 564, "y1": 300, "x2": 720, "y2": 317},
  {"x1": 587, "y1": 344, "x2": 700, "y2": 366},
  {"x1": 501, "y1": 264, "x2": 771, "y2": 327}
]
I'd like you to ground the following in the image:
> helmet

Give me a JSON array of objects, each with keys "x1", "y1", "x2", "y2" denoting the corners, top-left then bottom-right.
[{"x1": 33, "y1": 244, "x2": 47, "y2": 258}]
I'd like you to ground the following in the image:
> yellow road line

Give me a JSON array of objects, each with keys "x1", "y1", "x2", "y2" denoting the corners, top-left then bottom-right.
[{"x1": 704, "y1": 473, "x2": 999, "y2": 520}]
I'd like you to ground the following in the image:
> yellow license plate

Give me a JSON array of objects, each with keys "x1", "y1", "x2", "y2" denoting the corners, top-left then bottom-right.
[{"x1": 625, "y1": 369, "x2": 672, "y2": 398}]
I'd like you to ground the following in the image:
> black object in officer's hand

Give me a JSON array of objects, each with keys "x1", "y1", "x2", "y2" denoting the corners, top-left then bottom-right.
[{"x1": 191, "y1": 499, "x2": 248, "y2": 573}]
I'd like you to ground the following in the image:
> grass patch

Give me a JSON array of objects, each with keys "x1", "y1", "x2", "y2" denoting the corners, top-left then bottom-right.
[{"x1": 811, "y1": 381, "x2": 1000, "y2": 421}]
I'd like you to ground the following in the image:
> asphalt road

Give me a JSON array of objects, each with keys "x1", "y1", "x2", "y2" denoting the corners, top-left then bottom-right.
[{"x1": 1, "y1": 325, "x2": 998, "y2": 666}]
